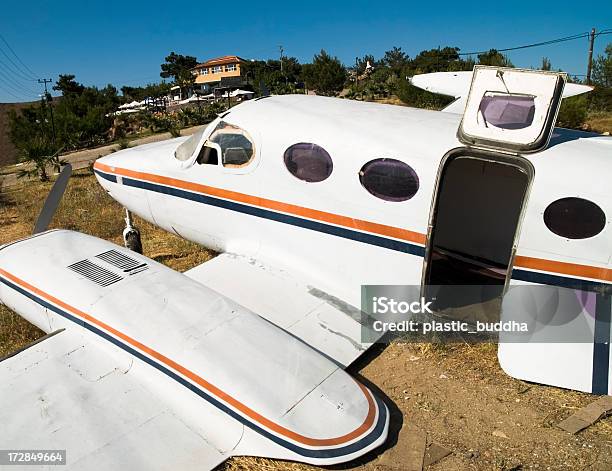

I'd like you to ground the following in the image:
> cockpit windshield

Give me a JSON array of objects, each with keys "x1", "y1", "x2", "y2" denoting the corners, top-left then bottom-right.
[
  {"x1": 209, "y1": 121, "x2": 255, "y2": 168},
  {"x1": 174, "y1": 120, "x2": 255, "y2": 168},
  {"x1": 174, "y1": 127, "x2": 206, "y2": 162}
]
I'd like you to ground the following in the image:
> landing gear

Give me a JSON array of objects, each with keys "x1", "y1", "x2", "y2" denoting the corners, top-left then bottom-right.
[{"x1": 123, "y1": 209, "x2": 143, "y2": 254}]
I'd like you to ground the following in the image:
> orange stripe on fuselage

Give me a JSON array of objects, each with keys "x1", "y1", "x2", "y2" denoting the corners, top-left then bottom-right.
[
  {"x1": 93, "y1": 162, "x2": 611, "y2": 284},
  {"x1": 514, "y1": 256, "x2": 611, "y2": 284},
  {"x1": 94, "y1": 161, "x2": 426, "y2": 245},
  {"x1": 0, "y1": 267, "x2": 376, "y2": 447}
]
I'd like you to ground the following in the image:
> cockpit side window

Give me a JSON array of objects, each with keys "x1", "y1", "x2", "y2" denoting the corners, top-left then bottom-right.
[
  {"x1": 196, "y1": 145, "x2": 218, "y2": 165},
  {"x1": 174, "y1": 127, "x2": 206, "y2": 162},
  {"x1": 209, "y1": 121, "x2": 255, "y2": 168}
]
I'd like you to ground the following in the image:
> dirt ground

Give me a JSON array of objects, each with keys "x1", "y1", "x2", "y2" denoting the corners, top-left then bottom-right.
[{"x1": 1, "y1": 171, "x2": 611, "y2": 471}]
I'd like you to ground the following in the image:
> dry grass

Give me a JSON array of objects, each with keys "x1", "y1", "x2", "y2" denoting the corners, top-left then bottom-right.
[
  {"x1": 585, "y1": 111, "x2": 612, "y2": 134},
  {"x1": 1, "y1": 170, "x2": 611, "y2": 470}
]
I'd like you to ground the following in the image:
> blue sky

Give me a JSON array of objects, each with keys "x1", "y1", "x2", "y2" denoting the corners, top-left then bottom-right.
[{"x1": 1, "y1": 0, "x2": 610, "y2": 102}]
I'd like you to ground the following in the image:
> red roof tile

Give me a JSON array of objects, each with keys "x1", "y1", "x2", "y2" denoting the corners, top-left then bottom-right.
[{"x1": 192, "y1": 55, "x2": 245, "y2": 69}]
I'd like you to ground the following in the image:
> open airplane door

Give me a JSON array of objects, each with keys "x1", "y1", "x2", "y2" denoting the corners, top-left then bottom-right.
[
  {"x1": 426, "y1": 66, "x2": 610, "y2": 395},
  {"x1": 457, "y1": 66, "x2": 565, "y2": 153},
  {"x1": 460, "y1": 67, "x2": 610, "y2": 395}
]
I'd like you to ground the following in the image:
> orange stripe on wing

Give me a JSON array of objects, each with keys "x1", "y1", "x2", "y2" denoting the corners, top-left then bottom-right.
[
  {"x1": 94, "y1": 161, "x2": 426, "y2": 245},
  {"x1": 0, "y1": 267, "x2": 376, "y2": 447}
]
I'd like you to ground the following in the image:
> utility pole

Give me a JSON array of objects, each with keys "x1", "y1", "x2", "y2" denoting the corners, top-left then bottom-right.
[
  {"x1": 586, "y1": 28, "x2": 596, "y2": 85},
  {"x1": 278, "y1": 45, "x2": 284, "y2": 74},
  {"x1": 38, "y1": 78, "x2": 56, "y2": 144}
]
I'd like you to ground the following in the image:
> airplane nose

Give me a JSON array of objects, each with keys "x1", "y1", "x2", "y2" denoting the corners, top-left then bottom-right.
[
  {"x1": 91, "y1": 147, "x2": 157, "y2": 225},
  {"x1": 94, "y1": 150, "x2": 128, "y2": 171}
]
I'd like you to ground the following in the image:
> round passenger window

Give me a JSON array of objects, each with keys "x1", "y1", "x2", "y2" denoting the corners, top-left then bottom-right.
[
  {"x1": 359, "y1": 158, "x2": 419, "y2": 202},
  {"x1": 283, "y1": 143, "x2": 333, "y2": 182},
  {"x1": 543, "y1": 197, "x2": 606, "y2": 239}
]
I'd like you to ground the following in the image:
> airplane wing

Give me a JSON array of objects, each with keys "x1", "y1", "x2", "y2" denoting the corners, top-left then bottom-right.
[
  {"x1": 0, "y1": 230, "x2": 388, "y2": 470},
  {"x1": 184, "y1": 253, "x2": 383, "y2": 368},
  {"x1": 410, "y1": 71, "x2": 593, "y2": 114},
  {"x1": 0, "y1": 328, "x2": 227, "y2": 471}
]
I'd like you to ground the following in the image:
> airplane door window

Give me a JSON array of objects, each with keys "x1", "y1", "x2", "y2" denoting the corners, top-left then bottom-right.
[{"x1": 479, "y1": 92, "x2": 536, "y2": 130}]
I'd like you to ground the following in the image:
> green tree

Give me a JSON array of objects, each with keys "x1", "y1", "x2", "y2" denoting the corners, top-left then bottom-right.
[
  {"x1": 477, "y1": 49, "x2": 514, "y2": 67},
  {"x1": 410, "y1": 47, "x2": 466, "y2": 74},
  {"x1": 301, "y1": 50, "x2": 347, "y2": 96},
  {"x1": 53, "y1": 74, "x2": 85, "y2": 95},
  {"x1": 160, "y1": 52, "x2": 197, "y2": 96},
  {"x1": 10, "y1": 73, "x2": 120, "y2": 155},
  {"x1": 383, "y1": 47, "x2": 409, "y2": 75},
  {"x1": 541, "y1": 57, "x2": 552, "y2": 71},
  {"x1": 121, "y1": 82, "x2": 171, "y2": 101},
  {"x1": 241, "y1": 57, "x2": 302, "y2": 95},
  {"x1": 8, "y1": 101, "x2": 65, "y2": 181},
  {"x1": 355, "y1": 54, "x2": 377, "y2": 75},
  {"x1": 592, "y1": 43, "x2": 612, "y2": 88}
]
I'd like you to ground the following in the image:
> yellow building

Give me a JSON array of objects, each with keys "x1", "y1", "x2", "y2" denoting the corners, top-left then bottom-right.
[{"x1": 192, "y1": 56, "x2": 246, "y2": 91}]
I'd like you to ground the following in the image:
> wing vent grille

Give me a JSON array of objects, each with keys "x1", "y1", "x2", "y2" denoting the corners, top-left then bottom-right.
[
  {"x1": 96, "y1": 249, "x2": 148, "y2": 273},
  {"x1": 68, "y1": 259, "x2": 123, "y2": 287}
]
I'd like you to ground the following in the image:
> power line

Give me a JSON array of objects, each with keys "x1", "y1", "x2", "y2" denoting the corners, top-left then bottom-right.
[
  {"x1": 458, "y1": 31, "x2": 591, "y2": 56},
  {"x1": 0, "y1": 65, "x2": 39, "y2": 95},
  {"x1": 0, "y1": 48, "x2": 37, "y2": 82},
  {"x1": 415, "y1": 29, "x2": 612, "y2": 61},
  {"x1": 0, "y1": 68, "x2": 38, "y2": 99},
  {"x1": 0, "y1": 33, "x2": 38, "y2": 79},
  {"x1": 0, "y1": 83, "x2": 32, "y2": 101}
]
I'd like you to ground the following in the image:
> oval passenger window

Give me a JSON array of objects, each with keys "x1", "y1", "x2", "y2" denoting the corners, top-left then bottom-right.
[
  {"x1": 284, "y1": 143, "x2": 333, "y2": 182},
  {"x1": 543, "y1": 197, "x2": 606, "y2": 239},
  {"x1": 359, "y1": 158, "x2": 419, "y2": 202}
]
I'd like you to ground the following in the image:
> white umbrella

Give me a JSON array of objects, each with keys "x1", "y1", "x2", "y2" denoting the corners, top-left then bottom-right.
[{"x1": 231, "y1": 89, "x2": 254, "y2": 97}]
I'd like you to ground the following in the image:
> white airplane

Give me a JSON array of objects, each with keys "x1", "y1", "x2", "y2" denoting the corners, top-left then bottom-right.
[{"x1": 0, "y1": 66, "x2": 609, "y2": 470}]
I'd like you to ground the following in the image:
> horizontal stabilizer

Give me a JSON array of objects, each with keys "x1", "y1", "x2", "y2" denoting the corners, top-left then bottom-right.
[{"x1": 410, "y1": 71, "x2": 593, "y2": 114}]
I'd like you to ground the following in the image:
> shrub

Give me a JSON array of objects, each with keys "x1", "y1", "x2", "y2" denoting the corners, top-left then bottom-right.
[
  {"x1": 396, "y1": 80, "x2": 453, "y2": 110},
  {"x1": 169, "y1": 125, "x2": 181, "y2": 137},
  {"x1": 557, "y1": 95, "x2": 588, "y2": 130},
  {"x1": 588, "y1": 87, "x2": 612, "y2": 113},
  {"x1": 15, "y1": 136, "x2": 66, "y2": 182}
]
